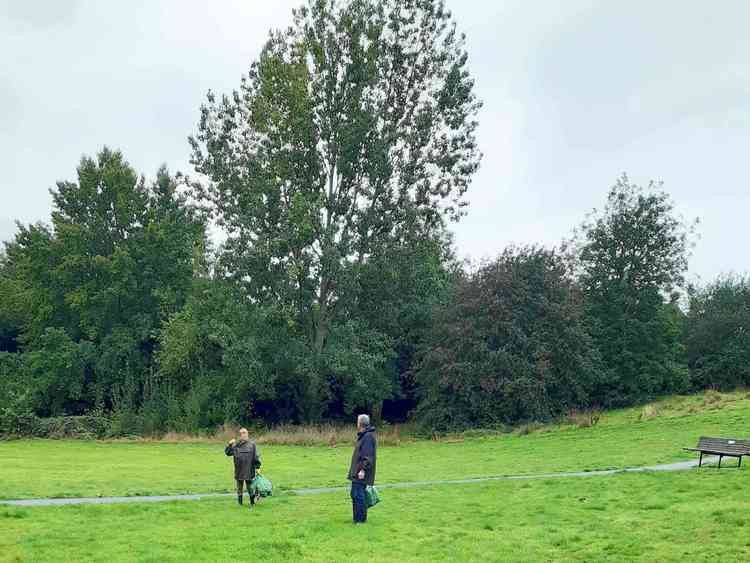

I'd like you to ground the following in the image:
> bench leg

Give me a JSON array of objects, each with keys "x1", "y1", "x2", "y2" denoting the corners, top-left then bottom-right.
[
  {"x1": 699, "y1": 452, "x2": 703, "y2": 467},
  {"x1": 718, "y1": 455, "x2": 722, "y2": 469},
  {"x1": 738, "y1": 456, "x2": 742, "y2": 469}
]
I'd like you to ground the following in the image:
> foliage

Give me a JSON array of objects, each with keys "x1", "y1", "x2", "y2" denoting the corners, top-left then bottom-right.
[
  {"x1": 23, "y1": 328, "x2": 94, "y2": 417},
  {"x1": 190, "y1": 0, "x2": 481, "y2": 419},
  {"x1": 156, "y1": 279, "x2": 277, "y2": 427},
  {"x1": 415, "y1": 246, "x2": 603, "y2": 431},
  {"x1": 0, "y1": 253, "x2": 23, "y2": 353},
  {"x1": 320, "y1": 319, "x2": 395, "y2": 417},
  {"x1": 685, "y1": 275, "x2": 750, "y2": 389},
  {"x1": 1, "y1": 148, "x2": 206, "y2": 419},
  {"x1": 157, "y1": 278, "x2": 398, "y2": 425},
  {"x1": 575, "y1": 175, "x2": 694, "y2": 406},
  {"x1": 0, "y1": 2, "x2": 739, "y2": 437},
  {"x1": 0, "y1": 352, "x2": 34, "y2": 435},
  {"x1": 349, "y1": 231, "x2": 459, "y2": 420}
]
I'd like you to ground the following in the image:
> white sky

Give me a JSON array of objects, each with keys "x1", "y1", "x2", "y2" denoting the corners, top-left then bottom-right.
[{"x1": 1, "y1": 0, "x2": 748, "y2": 283}]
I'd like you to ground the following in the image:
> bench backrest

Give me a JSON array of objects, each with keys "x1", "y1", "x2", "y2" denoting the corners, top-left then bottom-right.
[{"x1": 696, "y1": 436, "x2": 750, "y2": 455}]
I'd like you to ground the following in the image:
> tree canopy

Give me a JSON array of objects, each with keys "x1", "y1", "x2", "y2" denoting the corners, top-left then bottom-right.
[
  {"x1": 685, "y1": 275, "x2": 750, "y2": 389},
  {"x1": 416, "y1": 247, "x2": 603, "y2": 430},
  {"x1": 2, "y1": 1, "x2": 744, "y2": 438},
  {"x1": 190, "y1": 0, "x2": 481, "y2": 420},
  {"x1": 575, "y1": 175, "x2": 694, "y2": 405}
]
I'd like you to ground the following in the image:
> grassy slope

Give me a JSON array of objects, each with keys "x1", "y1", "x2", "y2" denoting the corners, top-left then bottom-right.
[
  {"x1": 0, "y1": 390, "x2": 748, "y2": 500},
  {"x1": 2, "y1": 470, "x2": 749, "y2": 562}
]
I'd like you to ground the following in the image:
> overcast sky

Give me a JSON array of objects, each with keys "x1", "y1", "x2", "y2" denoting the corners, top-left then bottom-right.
[{"x1": 1, "y1": 0, "x2": 748, "y2": 283}]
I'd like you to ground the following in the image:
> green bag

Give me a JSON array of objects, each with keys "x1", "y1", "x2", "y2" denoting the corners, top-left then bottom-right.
[
  {"x1": 365, "y1": 485, "x2": 380, "y2": 508},
  {"x1": 250, "y1": 474, "x2": 273, "y2": 497}
]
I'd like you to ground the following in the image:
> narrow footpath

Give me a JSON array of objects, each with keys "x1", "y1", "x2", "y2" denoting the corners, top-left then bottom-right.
[{"x1": 0, "y1": 457, "x2": 720, "y2": 507}]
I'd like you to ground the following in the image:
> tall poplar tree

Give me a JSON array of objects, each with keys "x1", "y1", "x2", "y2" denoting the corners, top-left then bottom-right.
[{"x1": 190, "y1": 0, "x2": 481, "y2": 417}]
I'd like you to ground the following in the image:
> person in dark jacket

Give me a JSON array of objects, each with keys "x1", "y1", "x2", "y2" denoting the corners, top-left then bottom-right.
[
  {"x1": 225, "y1": 427, "x2": 261, "y2": 507},
  {"x1": 347, "y1": 414, "x2": 377, "y2": 523}
]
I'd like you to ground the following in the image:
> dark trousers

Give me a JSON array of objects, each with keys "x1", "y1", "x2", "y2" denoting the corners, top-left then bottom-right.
[
  {"x1": 350, "y1": 482, "x2": 367, "y2": 523},
  {"x1": 236, "y1": 479, "x2": 255, "y2": 504}
]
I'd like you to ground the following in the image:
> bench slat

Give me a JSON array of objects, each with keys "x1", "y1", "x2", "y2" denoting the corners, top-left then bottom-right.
[
  {"x1": 692, "y1": 436, "x2": 750, "y2": 455},
  {"x1": 697, "y1": 446, "x2": 750, "y2": 452}
]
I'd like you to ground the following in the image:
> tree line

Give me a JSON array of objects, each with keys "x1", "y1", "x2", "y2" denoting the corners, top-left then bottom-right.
[{"x1": 1, "y1": 0, "x2": 747, "y2": 436}]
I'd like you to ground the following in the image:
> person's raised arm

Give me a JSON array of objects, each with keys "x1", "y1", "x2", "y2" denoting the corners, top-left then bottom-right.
[{"x1": 225, "y1": 438, "x2": 236, "y2": 456}]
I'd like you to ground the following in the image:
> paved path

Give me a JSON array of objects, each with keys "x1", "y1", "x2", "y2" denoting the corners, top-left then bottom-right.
[{"x1": 0, "y1": 457, "x2": 718, "y2": 508}]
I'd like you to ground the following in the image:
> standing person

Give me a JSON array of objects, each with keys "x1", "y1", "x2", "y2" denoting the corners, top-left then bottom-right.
[
  {"x1": 347, "y1": 414, "x2": 377, "y2": 524},
  {"x1": 225, "y1": 427, "x2": 261, "y2": 507}
]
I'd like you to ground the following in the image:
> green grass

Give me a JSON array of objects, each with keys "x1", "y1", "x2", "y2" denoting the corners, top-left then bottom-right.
[
  {"x1": 2, "y1": 390, "x2": 750, "y2": 561},
  {"x1": 1, "y1": 389, "x2": 748, "y2": 500},
  {"x1": 2, "y1": 470, "x2": 749, "y2": 562}
]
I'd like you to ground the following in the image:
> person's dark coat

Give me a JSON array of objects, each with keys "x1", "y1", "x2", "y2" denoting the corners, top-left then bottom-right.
[
  {"x1": 347, "y1": 425, "x2": 377, "y2": 486},
  {"x1": 225, "y1": 439, "x2": 261, "y2": 481}
]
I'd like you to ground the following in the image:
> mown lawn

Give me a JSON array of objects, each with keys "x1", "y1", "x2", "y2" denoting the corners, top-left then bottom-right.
[
  {"x1": 0, "y1": 390, "x2": 748, "y2": 500},
  {"x1": 2, "y1": 469, "x2": 749, "y2": 562}
]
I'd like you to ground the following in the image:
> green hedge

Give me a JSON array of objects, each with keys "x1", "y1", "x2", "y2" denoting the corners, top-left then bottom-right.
[{"x1": 0, "y1": 414, "x2": 110, "y2": 439}]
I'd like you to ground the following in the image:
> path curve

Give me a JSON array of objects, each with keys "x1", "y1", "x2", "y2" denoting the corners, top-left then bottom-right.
[{"x1": 0, "y1": 457, "x2": 721, "y2": 507}]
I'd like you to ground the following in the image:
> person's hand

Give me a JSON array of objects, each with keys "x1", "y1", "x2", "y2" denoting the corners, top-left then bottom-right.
[
  {"x1": 229, "y1": 439, "x2": 236, "y2": 446},
  {"x1": 357, "y1": 469, "x2": 365, "y2": 480}
]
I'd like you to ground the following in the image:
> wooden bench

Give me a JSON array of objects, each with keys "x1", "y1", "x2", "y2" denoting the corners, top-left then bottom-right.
[{"x1": 684, "y1": 436, "x2": 750, "y2": 468}]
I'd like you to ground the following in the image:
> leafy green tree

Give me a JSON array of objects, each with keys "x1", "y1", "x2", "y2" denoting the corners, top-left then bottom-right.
[
  {"x1": 415, "y1": 246, "x2": 603, "y2": 431},
  {"x1": 156, "y1": 279, "x2": 269, "y2": 426},
  {"x1": 685, "y1": 275, "x2": 750, "y2": 389},
  {"x1": 350, "y1": 231, "x2": 458, "y2": 420},
  {"x1": 575, "y1": 175, "x2": 694, "y2": 405},
  {"x1": 320, "y1": 319, "x2": 395, "y2": 418},
  {"x1": 2, "y1": 148, "x2": 206, "y2": 416},
  {"x1": 0, "y1": 251, "x2": 24, "y2": 353},
  {"x1": 190, "y1": 0, "x2": 481, "y2": 419},
  {"x1": 0, "y1": 351, "x2": 32, "y2": 434},
  {"x1": 50, "y1": 150, "x2": 203, "y2": 344},
  {"x1": 23, "y1": 328, "x2": 94, "y2": 416},
  {"x1": 2, "y1": 223, "x2": 69, "y2": 345}
]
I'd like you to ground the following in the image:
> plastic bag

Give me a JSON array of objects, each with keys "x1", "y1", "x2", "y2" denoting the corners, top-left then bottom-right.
[
  {"x1": 365, "y1": 485, "x2": 380, "y2": 508},
  {"x1": 250, "y1": 474, "x2": 273, "y2": 497}
]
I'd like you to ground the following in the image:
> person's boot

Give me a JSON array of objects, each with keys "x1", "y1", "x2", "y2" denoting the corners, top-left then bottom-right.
[{"x1": 237, "y1": 494, "x2": 243, "y2": 506}]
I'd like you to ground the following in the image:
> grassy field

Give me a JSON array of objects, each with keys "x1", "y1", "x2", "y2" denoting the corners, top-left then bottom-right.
[
  {"x1": 0, "y1": 389, "x2": 748, "y2": 500},
  {"x1": 2, "y1": 470, "x2": 749, "y2": 562},
  {"x1": 1, "y1": 390, "x2": 749, "y2": 562}
]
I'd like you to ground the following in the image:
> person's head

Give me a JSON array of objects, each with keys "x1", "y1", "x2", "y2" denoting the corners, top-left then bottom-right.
[
  {"x1": 239, "y1": 427, "x2": 249, "y2": 441},
  {"x1": 356, "y1": 414, "x2": 370, "y2": 430}
]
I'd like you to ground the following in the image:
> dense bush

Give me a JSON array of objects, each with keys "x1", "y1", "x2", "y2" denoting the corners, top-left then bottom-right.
[
  {"x1": 0, "y1": 352, "x2": 32, "y2": 435},
  {"x1": 415, "y1": 247, "x2": 604, "y2": 431},
  {"x1": 30, "y1": 414, "x2": 110, "y2": 439},
  {"x1": 0, "y1": 411, "x2": 110, "y2": 439},
  {"x1": 685, "y1": 276, "x2": 750, "y2": 389}
]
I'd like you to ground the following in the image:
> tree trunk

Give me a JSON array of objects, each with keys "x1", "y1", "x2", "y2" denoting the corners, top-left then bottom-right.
[
  {"x1": 371, "y1": 400, "x2": 383, "y2": 425},
  {"x1": 300, "y1": 278, "x2": 331, "y2": 423},
  {"x1": 314, "y1": 278, "x2": 330, "y2": 354}
]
